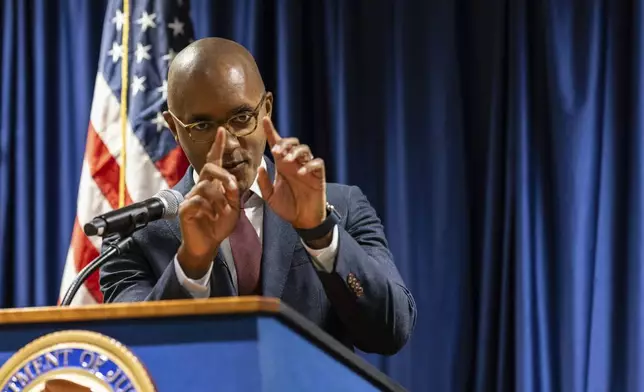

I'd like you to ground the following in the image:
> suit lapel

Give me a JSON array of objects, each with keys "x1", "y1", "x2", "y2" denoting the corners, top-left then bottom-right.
[
  {"x1": 164, "y1": 167, "x2": 233, "y2": 296},
  {"x1": 165, "y1": 166, "x2": 194, "y2": 242},
  {"x1": 261, "y1": 158, "x2": 298, "y2": 299}
]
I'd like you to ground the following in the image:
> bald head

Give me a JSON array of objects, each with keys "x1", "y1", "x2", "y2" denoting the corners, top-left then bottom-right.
[
  {"x1": 167, "y1": 37, "x2": 265, "y2": 112},
  {"x1": 162, "y1": 37, "x2": 272, "y2": 193}
]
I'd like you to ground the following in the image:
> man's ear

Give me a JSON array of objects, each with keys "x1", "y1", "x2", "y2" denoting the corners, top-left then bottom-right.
[
  {"x1": 264, "y1": 92, "x2": 273, "y2": 118},
  {"x1": 163, "y1": 111, "x2": 179, "y2": 142}
]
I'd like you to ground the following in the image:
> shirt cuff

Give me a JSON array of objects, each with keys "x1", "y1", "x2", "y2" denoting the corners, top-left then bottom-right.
[
  {"x1": 301, "y1": 225, "x2": 339, "y2": 273},
  {"x1": 173, "y1": 255, "x2": 213, "y2": 298}
]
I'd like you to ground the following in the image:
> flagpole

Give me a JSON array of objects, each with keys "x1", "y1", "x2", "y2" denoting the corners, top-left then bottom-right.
[{"x1": 119, "y1": 0, "x2": 130, "y2": 208}]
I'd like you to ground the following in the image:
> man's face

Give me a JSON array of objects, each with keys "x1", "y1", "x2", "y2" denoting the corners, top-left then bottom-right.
[{"x1": 165, "y1": 64, "x2": 272, "y2": 192}]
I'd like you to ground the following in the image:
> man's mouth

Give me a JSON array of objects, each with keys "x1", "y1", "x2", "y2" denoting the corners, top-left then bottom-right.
[{"x1": 223, "y1": 160, "x2": 247, "y2": 171}]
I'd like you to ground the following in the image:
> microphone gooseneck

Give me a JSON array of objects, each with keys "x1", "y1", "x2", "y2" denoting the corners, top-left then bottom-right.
[
  {"x1": 60, "y1": 236, "x2": 133, "y2": 306},
  {"x1": 61, "y1": 189, "x2": 184, "y2": 306}
]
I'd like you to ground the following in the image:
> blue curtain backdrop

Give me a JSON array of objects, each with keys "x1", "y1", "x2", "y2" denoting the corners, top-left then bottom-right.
[{"x1": 0, "y1": 0, "x2": 642, "y2": 391}]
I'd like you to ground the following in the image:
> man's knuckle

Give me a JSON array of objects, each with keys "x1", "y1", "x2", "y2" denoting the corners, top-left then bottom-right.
[
  {"x1": 192, "y1": 195, "x2": 207, "y2": 205},
  {"x1": 202, "y1": 163, "x2": 216, "y2": 172}
]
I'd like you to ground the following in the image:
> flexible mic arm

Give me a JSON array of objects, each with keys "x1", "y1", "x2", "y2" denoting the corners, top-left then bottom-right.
[
  {"x1": 60, "y1": 189, "x2": 183, "y2": 306},
  {"x1": 60, "y1": 235, "x2": 134, "y2": 306}
]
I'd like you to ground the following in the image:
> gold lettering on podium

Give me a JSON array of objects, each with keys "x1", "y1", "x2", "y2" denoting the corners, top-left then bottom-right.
[
  {"x1": 79, "y1": 350, "x2": 95, "y2": 369},
  {"x1": 14, "y1": 372, "x2": 30, "y2": 387},
  {"x1": 0, "y1": 330, "x2": 155, "y2": 391},
  {"x1": 59, "y1": 348, "x2": 72, "y2": 367},
  {"x1": 105, "y1": 368, "x2": 122, "y2": 383},
  {"x1": 30, "y1": 357, "x2": 43, "y2": 376},
  {"x1": 43, "y1": 352, "x2": 59, "y2": 371},
  {"x1": 7, "y1": 382, "x2": 21, "y2": 392}
]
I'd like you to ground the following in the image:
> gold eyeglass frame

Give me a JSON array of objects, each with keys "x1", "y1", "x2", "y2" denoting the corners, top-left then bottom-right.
[{"x1": 167, "y1": 92, "x2": 268, "y2": 143}]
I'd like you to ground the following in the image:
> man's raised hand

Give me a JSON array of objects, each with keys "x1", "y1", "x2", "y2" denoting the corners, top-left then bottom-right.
[
  {"x1": 177, "y1": 128, "x2": 241, "y2": 279},
  {"x1": 257, "y1": 117, "x2": 327, "y2": 231}
]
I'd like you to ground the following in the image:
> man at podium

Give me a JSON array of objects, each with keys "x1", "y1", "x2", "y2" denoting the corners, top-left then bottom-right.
[{"x1": 99, "y1": 37, "x2": 416, "y2": 355}]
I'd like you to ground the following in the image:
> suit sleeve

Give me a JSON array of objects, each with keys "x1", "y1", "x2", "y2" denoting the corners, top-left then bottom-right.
[
  {"x1": 315, "y1": 186, "x2": 417, "y2": 355},
  {"x1": 100, "y1": 237, "x2": 197, "y2": 303}
]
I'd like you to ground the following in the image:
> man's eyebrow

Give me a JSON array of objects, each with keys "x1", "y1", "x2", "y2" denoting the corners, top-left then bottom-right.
[
  {"x1": 227, "y1": 104, "x2": 255, "y2": 116},
  {"x1": 186, "y1": 113, "x2": 215, "y2": 123},
  {"x1": 185, "y1": 103, "x2": 256, "y2": 123}
]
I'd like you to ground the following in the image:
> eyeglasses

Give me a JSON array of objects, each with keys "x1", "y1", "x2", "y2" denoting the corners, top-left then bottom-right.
[{"x1": 167, "y1": 92, "x2": 267, "y2": 143}]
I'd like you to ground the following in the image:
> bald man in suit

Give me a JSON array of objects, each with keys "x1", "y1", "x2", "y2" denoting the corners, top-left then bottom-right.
[{"x1": 100, "y1": 37, "x2": 416, "y2": 355}]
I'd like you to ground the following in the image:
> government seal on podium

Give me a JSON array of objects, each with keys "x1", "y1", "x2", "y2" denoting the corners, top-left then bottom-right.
[{"x1": 0, "y1": 330, "x2": 155, "y2": 392}]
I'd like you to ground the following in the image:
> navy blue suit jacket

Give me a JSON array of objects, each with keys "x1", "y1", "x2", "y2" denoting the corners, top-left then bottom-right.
[{"x1": 99, "y1": 157, "x2": 416, "y2": 355}]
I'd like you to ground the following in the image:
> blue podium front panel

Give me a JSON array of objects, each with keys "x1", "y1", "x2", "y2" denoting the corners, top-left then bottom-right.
[
  {"x1": 0, "y1": 314, "x2": 383, "y2": 391},
  {"x1": 257, "y1": 318, "x2": 379, "y2": 391}
]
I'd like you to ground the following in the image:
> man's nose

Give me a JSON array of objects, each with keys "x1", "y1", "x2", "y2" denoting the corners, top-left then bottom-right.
[{"x1": 223, "y1": 129, "x2": 241, "y2": 150}]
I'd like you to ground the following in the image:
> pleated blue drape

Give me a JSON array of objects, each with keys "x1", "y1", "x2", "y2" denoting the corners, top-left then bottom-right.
[{"x1": 1, "y1": 0, "x2": 642, "y2": 390}]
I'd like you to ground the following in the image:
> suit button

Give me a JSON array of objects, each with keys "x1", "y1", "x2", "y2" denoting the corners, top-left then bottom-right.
[{"x1": 346, "y1": 273, "x2": 364, "y2": 297}]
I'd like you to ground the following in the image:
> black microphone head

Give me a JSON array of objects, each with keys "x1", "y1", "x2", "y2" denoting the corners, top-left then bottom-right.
[
  {"x1": 82, "y1": 189, "x2": 184, "y2": 237},
  {"x1": 83, "y1": 220, "x2": 101, "y2": 236},
  {"x1": 154, "y1": 189, "x2": 184, "y2": 218}
]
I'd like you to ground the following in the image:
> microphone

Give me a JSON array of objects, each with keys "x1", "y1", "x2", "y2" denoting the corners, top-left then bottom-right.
[
  {"x1": 61, "y1": 189, "x2": 184, "y2": 306},
  {"x1": 83, "y1": 189, "x2": 184, "y2": 237}
]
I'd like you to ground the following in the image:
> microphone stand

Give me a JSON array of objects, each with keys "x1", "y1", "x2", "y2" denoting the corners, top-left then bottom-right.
[
  {"x1": 60, "y1": 199, "x2": 171, "y2": 306},
  {"x1": 60, "y1": 228, "x2": 140, "y2": 306}
]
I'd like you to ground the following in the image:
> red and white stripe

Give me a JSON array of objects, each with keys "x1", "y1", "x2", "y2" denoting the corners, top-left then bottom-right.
[{"x1": 58, "y1": 74, "x2": 187, "y2": 305}]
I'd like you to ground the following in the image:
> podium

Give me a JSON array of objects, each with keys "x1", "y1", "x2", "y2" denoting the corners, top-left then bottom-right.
[{"x1": 0, "y1": 297, "x2": 404, "y2": 391}]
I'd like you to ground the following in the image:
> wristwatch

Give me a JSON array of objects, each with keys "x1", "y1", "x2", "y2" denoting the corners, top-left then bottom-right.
[{"x1": 295, "y1": 203, "x2": 341, "y2": 242}]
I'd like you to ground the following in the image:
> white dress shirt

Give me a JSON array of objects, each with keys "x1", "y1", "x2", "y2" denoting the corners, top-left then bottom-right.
[{"x1": 173, "y1": 157, "x2": 339, "y2": 298}]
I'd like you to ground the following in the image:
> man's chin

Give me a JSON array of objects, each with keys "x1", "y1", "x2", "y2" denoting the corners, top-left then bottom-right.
[{"x1": 232, "y1": 164, "x2": 257, "y2": 193}]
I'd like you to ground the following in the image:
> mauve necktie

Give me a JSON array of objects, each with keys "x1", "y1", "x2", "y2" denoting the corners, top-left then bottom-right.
[{"x1": 229, "y1": 191, "x2": 262, "y2": 295}]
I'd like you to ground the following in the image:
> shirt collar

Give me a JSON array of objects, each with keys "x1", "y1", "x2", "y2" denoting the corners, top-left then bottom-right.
[
  {"x1": 192, "y1": 157, "x2": 266, "y2": 203},
  {"x1": 249, "y1": 157, "x2": 266, "y2": 199}
]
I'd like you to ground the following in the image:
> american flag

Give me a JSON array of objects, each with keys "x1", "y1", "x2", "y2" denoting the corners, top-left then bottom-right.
[{"x1": 58, "y1": 0, "x2": 194, "y2": 305}]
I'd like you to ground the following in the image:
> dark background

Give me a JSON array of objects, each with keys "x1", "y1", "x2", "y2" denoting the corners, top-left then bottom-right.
[{"x1": 1, "y1": 0, "x2": 643, "y2": 390}]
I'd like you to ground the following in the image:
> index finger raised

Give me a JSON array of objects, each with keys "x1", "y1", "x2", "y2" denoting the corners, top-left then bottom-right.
[
  {"x1": 205, "y1": 127, "x2": 227, "y2": 166},
  {"x1": 262, "y1": 116, "x2": 281, "y2": 148}
]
